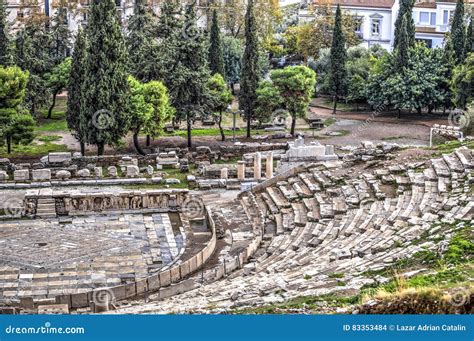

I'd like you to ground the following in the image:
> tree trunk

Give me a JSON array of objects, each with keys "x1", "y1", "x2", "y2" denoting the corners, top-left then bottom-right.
[
  {"x1": 146, "y1": 135, "x2": 151, "y2": 147},
  {"x1": 187, "y1": 116, "x2": 192, "y2": 148},
  {"x1": 47, "y1": 90, "x2": 59, "y2": 119},
  {"x1": 398, "y1": 109, "x2": 401, "y2": 119},
  {"x1": 133, "y1": 132, "x2": 146, "y2": 156},
  {"x1": 332, "y1": 95, "x2": 338, "y2": 114},
  {"x1": 7, "y1": 135, "x2": 11, "y2": 154},
  {"x1": 80, "y1": 141, "x2": 85, "y2": 156},
  {"x1": 290, "y1": 114, "x2": 296, "y2": 137},
  {"x1": 417, "y1": 107, "x2": 422, "y2": 115},
  {"x1": 97, "y1": 142, "x2": 105, "y2": 156},
  {"x1": 230, "y1": 83, "x2": 235, "y2": 95},
  {"x1": 246, "y1": 110, "x2": 251, "y2": 138},
  {"x1": 218, "y1": 112, "x2": 225, "y2": 141}
]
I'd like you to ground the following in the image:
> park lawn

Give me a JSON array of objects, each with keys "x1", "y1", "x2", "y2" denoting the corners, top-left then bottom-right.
[
  {"x1": 0, "y1": 142, "x2": 69, "y2": 158},
  {"x1": 317, "y1": 98, "x2": 359, "y2": 112},
  {"x1": 35, "y1": 98, "x2": 68, "y2": 132},
  {"x1": 166, "y1": 128, "x2": 263, "y2": 137}
]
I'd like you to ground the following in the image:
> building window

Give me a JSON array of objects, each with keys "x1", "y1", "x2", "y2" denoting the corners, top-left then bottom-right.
[
  {"x1": 354, "y1": 17, "x2": 363, "y2": 38},
  {"x1": 443, "y1": 10, "x2": 453, "y2": 25},
  {"x1": 430, "y1": 12, "x2": 436, "y2": 26},
  {"x1": 371, "y1": 20, "x2": 381, "y2": 37},
  {"x1": 420, "y1": 12, "x2": 430, "y2": 24}
]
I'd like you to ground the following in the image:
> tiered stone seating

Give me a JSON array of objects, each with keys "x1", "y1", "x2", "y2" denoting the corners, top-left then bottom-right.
[{"x1": 104, "y1": 148, "x2": 473, "y2": 314}]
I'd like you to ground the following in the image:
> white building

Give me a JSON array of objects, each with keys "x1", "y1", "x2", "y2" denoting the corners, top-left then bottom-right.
[{"x1": 303, "y1": 0, "x2": 468, "y2": 51}]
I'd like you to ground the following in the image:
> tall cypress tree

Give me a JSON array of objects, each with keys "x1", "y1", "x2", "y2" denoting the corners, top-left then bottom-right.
[
  {"x1": 126, "y1": 0, "x2": 157, "y2": 82},
  {"x1": 394, "y1": 0, "x2": 415, "y2": 49},
  {"x1": 81, "y1": 0, "x2": 130, "y2": 156},
  {"x1": 49, "y1": 0, "x2": 71, "y2": 65},
  {"x1": 67, "y1": 28, "x2": 87, "y2": 155},
  {"x1": 239, "y1": 0, "x2": 260, "y2": 138},
  {"x1": 0, "y1": 0, "x2": 10, "y2": 66},
  {"x1": 208, "y1": 9, "x2": 225, "y2": 77},
  {"x1": 329, "y1": 4, "x2": 347, "y2": 114},
  {"x1": 465, "y1": 17, "x2": 473, "y2": 54},
  {"x1": 168, "y1": 3, "x2": 210, "y2": 148},
  {"x1": 451, "y1": 0, "x2": 466, "y2": 64},
  {"x1": 395, "y1": 15, "x2": 410, "y2": 72}
]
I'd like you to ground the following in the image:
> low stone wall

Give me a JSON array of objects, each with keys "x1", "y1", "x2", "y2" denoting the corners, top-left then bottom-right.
[{"x1": 52, "y1": 205, "x2": 217, "y2": 311}]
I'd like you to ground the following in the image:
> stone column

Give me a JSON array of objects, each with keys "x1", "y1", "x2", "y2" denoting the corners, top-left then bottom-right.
[
  {"x1": 237, "y1": 161, "x2": 246, "y2": 181},
  {"x1": 254, "y1": 152, "x2": 262, "y2": 180},
  {"x1": 266, "y1": 152, "x2": 273, "y2": 179},
  {"x1": 220, "y1": 167, "x2": 228, "y2": 180}
]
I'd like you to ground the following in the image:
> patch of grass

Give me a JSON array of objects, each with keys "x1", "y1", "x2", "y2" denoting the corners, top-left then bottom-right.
[
  {"x1": 382, "y1": 135, "x2": 409, "y2": 141},
  {"x1": 122, "y1": 166, "x2": 195, "y2": 190},
  {"x1": 0, "y1": 142, "x2": 69, "y2": 158},
  {"x1": 303, "y1": 274, "x2": 312, "y2": 280},
  {"x1": 37, "y1": 135, "x2": 62, "y2": 143},
  {"x1": 323, "y1": 117, "x2": 336, "y2": 127},
  {"x1": 444, "y1": 228, "x2": 474, "y2": 264},
  {"x1": 35, "y1": 118, "x2": 68, "y2": 132},
  {"x1": 165, "y1": 128, "x2": 262, "y2": 137},
  {"x1": 328, "y1": 273, "x2": 344, "y2": 279},
  {"x1": 429, "y1": 140, "x2": 474, "y2": 155}
]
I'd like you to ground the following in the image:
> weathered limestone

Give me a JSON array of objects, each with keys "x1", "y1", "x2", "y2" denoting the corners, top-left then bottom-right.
[
  {"x1": 146, "y1": 165, "x2": 154, "y2": 176},
  {"x1": 107, "y1": 166, "x2": 118, "y2": 177},
  {"x1": 220, "y1": 168, "x2": 228, "y2": 180},
  {"x1": 266, "y1": 152, "x2": 274, "y2": 179},
  {"x1": 77, "y1": 169, "x2": 91, "y2": 177},
  {"x1": 32, "y1": 169, "x2": 51, "y2": 181},
  {"x1": 237, "y1": 161, "x2": 246, "y2": 181},
  {"x1": 14, "y1": 169, "x2": 29, "y2": 181},
  {"x1": 254, "y1": 152, "x2": 262, "y2": 180},
  {"x1": 56, "y1": 170, "x2": 71, "y2": 180},
  {"x1": 0, "y1": 171, "x2": 8, "y2": 181},
  {"x1": 94, "y1": 167, "x2": 103, "y2": 178},
  {"x1": 127, "y1": 165, "x2": 140, "y2": 177},
  {"x1": 48, "y1": 152, "x2": 72, "y2": 164}
]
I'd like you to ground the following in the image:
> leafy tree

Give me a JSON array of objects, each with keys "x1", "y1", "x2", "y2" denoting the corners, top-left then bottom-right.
[
  {"x1": 222, "y1": 36, "x2": 243, "y2": 94},
  {"x1": 285, "y1": 1, "x2": 360, "y2": 60},
  {"x1": 346, "y1": 74, "x2": 366, "y2": 110},
  {"x1": 128, "y1": 76, "x2": 151, "y2": 155},
  {"x1": 239, "y1": 0, "x2": 260, "y2": 138},
  {"x1": 67, "y1": 28, "x2": 86, "y2": 155},
  {"x1": 270, "y1": 65, "x2": 316, "y2": 136},
  {"x1": 126, "y1": 0, "x2": 157, "y2": 82},
  {"x1": 451, "y1": 53, "x2": 474, "y2": 109},
  {"x1": 142, "y1": 80, "x2": 174, "y2": 141},
  {"x1": 451, "y1": 0, "x2": 466, "y2": 64},
  {"x1": 207, "y1": 73, "x2": 233, "y2": 141},
  {"x1": 14, "y1": 8, "x2": 53, "y2": 116},
  {"x1": 394, "y1": 0, "x2": 415, "y2": 49},
  {"x1": 49, "y1": 0, "x2": 71, "y2": 64},
  {"x1": 0, "y1": 0, "x2": 11, "y2": 66},
  {"x1": 45, "y1": 57, "x2": 71, "y2": 119},
  {"x1": 441, "y1": 34, "x2": 456, "y2": 112},
  {"x1": 329, "y1": 5, "x2": 347, "y2": 114},
  {"x1": 0, "y1": 66, "x2": 35, "y2": 153},
  {"x1": 254, "y1": 80, "x2": 283, "y2": 125},
  {"x1": 80, "y1": 0, "x2": 130, "y2": 156},
  {"x1": 209, "y1": 10, "x2": 225, "y2": 77}
]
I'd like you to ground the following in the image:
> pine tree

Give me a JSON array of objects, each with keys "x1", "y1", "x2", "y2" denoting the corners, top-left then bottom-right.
[
  {"x1": 67, "y1": 29, "x2": 86, "y2": 155},
  {"x1": 169, "y1": 3, "x2": 211, "y2": 148},
  {"x1": 395, "y1": 15, "x2": 410, "y2": 72},
  {"x1": 126, "y1": 0, "x2": 157, "y2": 82},
  {"x1": 239, "y1": 0, "x2": 260, "y2": 138},
  {"x1": 451, "y1": 0, "x2": 466, "y2": 64},
  {"x1": 329, "y1": 4, "x2": 347, "y2": 114},
  {"x1": 80, "y1": 0, "x2": 130, "y2": 156},
  {"x1": 0, "y1": 0, "x2": 10, "y2": 66},
  {"x1": 394, "y1": 0, "x2": 415, "y2": 49},
  {"x1": 209, "y1": 10, "x2": 225, "y2": 77},
  {"x1": 49, "y1": 0, "x2": 71, "y2": 65}
]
